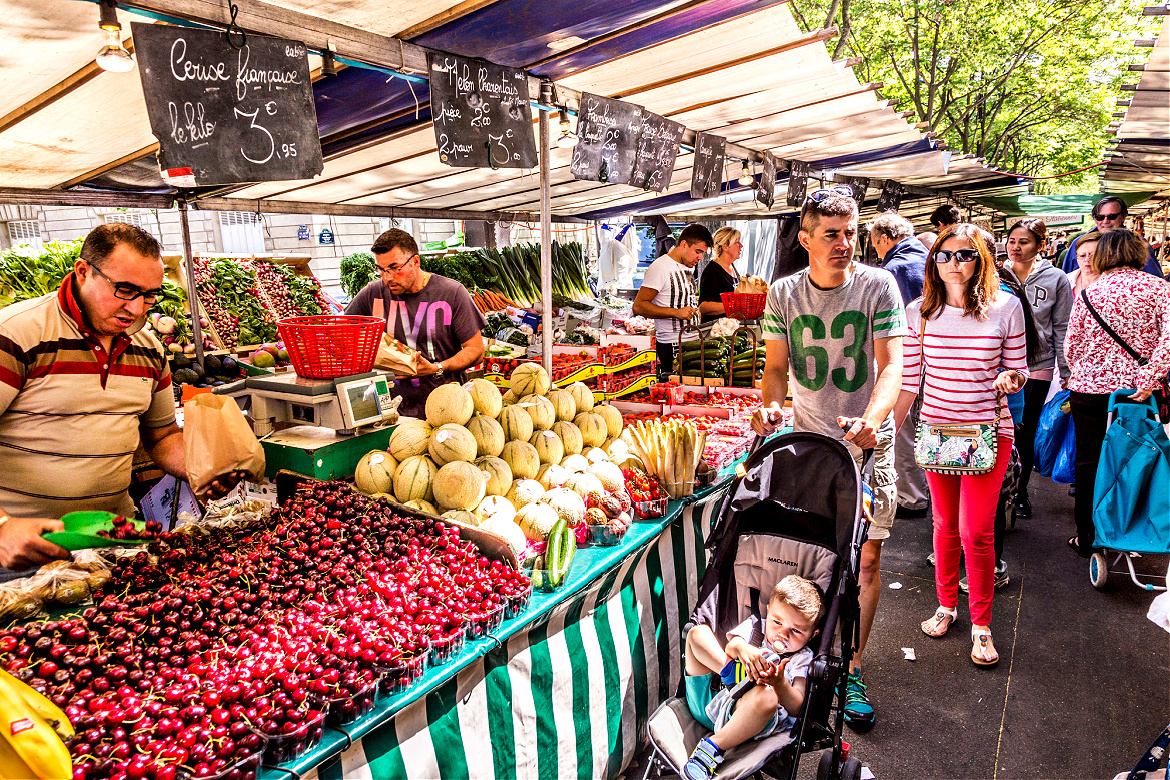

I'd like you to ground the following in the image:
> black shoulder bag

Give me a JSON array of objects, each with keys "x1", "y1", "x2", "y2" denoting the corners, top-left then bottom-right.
[{"x1": 1080, "y1": 288, "x2": 1170, "y2": 418}]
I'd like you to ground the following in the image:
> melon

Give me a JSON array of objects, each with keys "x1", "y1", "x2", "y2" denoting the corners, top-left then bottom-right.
[
  {"x1": 538, "y1": 463, "x2": 571, "y2": 490},
  {"x1": 428, "y1": 423, "x2": 478, "y2": 466},
  {"x1": 498, "y1": 405, "x2": 534, "y2": 442},
  {"x1": 568, "y1": 382, "x2": 595, "y2": 412},
  {"x1": 585, "y1": 447, "x2": 610, "y2": 464},
  {"x1": 479, "y1": 516, "x2": 527, "y2": 558},
  {"x1": 442, "y1": 509, "x2": 479, "y2": 527},
  {"x1": 561, "y1": 453, "x2": 590, "y2": 473},
  {"x1": 519, "y1": 394, "x2": 556, "y2": 431},
  {"x1": 354, "y1": 450, "x2": 396, "y2": 494},
  {"x1": 516, "y1": 501, "x2": 561, "y2": 541},
  {"x1": 510, "y1": 363, "x2": 551, "y2": 397},
  {"x1": 541, "y1": 488, "x2": 586, "y2": 527},
  {"x1": 588, "y1": 461, "x2": 626, "y2": 492},
  {"x1": 466, "y1": 414, "x2": 505, "y2": 458},
  {"x1": 594, "y1": 404, "x2": 624, "y2": 438},
  {"x1": 389, "y1": 419, "x2": 432, "y2": 460},
  {"x1": 501, "y1": 440, "x2": 540, "y2": 481},
  {"x1": 475, "y1": 495, "x2": 516, "y2": 525},
  {"x1": 552, "y1": 421, "x2": 583, "y2": 456},
  {"x1": 564, "y1": 471, "x2": 604, "y2": 497},
  {"x1": 501, "y1": 388, "x2": 520, "y2": 406},
  {"x1": 547, "y1": 389, "x2": 577, "y2": 422},
  {"x1": 404, "y1": 498, "x2": 438, "y2": 515},
  {"x1": 604, "y1": 437, "x2": 630, "y2": 458},
  {"x1": 463, "y1": 378, "x2": 503, "y2": 418},
  {"x1": 574, "y1": 412, "x2": 608, "y2": 448},
  {"x1": 426, "y1": 382, "x2": 475, "y2": 427},
  {"x1": 432, "y1": 460, "x2": 486, "y2": 511},
  {"x1": 474, "y1": 455, "x2": 513, "y2": 496},
  {"x1": 613, "y1": 452, "x2": 644, "y2": 471},
  {"x1": 529, "y1": 430, "x2": 565, "y2": 466},
  {"x1": 394, "y1": 455, "x2": 437, "y2": 503},
  {"x1": 506, "y1": 479, "x2": 546, "y2": 510}
]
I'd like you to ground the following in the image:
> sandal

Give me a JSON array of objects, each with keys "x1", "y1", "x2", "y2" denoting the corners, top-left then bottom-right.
[
  {"x1": 1068, "y1": 536, "x2": 1091, "y2": 559},
  {"x1": 920, "y1": 606, "x2": 957, "y2": 638},
  {"x1": 971, "y1": 627, "x2": 999, "y2": 667}
]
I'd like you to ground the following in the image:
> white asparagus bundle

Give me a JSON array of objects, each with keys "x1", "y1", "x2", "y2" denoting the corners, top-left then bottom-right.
[{"x1": 625, "y1": 419, "x2": 706, "y2": 499}]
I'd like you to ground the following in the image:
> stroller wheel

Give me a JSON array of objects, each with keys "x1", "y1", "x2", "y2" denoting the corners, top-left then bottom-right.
[
  {"x1": 817, "y1": 750, "x2": 835, "y2": 780},
  {"x1": 841, "y1": 757, "x2": 862, "y2": 780},
  {"x1": 1089, "y1": 552, "x2": 1109, "y2": 589}
]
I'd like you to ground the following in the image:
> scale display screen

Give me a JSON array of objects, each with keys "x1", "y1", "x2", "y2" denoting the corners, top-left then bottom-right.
[{"x1": 344, "y1": 382, "x2": 381, "y2": 426}]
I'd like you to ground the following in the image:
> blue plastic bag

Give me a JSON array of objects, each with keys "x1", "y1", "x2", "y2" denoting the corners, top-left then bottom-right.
[
  {"x1": 1050, "y1": 423, "x2": 1076, "y2": 484},
  {"x1": 1034, "y1": 390, "x2": 1071, "y2": 477},
  {"x1": 1093, "y1": 392, "x2": 1170, "y2": 554}
]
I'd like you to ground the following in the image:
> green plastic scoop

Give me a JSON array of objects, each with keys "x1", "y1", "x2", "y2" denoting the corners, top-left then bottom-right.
[{"x1": 43, "y1": 511, "x2": 149, "y2": 551}]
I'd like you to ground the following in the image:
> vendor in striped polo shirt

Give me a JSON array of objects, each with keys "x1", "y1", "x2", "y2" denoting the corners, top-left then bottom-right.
[{"x1": 0, "y1": 223, "x2": 240, "y2": 573}]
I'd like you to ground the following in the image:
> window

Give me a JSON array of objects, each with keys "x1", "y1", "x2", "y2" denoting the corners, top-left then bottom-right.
[
  {"x1": 218, "y1": 212, "x2": 266, "y2": 254},
  {"x1": 104, "y1": 212, "x2": 162, "y2": 241},
  {"x1": 7, "y1": 220, "x2": 42, "y2": 250}
]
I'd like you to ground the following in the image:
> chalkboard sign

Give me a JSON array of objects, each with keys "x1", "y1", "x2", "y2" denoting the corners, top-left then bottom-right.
[
  {"x1": 844, "y1": 176, "x2": 870, "y2": 205},
  {"x1": 877, "y1": 180, "x2": 906, "y2": 212},
  {"x1": 756, "y1": 151, "x2": 778, "y2": 209},
  {"x1": 632, "y1": 110, "x2": 684, "y2": 193},
  {"x1": 131, "y1": 23, "x2": 323, "y2": 187},
  {"x1": 690, "y1": 132, "x2": 726, "y2": 198},
  {"x1": 570, "y1": 93, "x2": 644, "y2": 185},
  {"x1": 426, "y1": 53, "x2": 537, "y2": 170},
  {"x1": 786, "y1": 161, "x2": 811, "y2": 207}
]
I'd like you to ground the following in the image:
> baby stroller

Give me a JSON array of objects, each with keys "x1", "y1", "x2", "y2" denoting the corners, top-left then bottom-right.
[
  {"x1": 644, "y1": 431, "x2": 873, "y2": 780},
  {"x1": 1089, "y1": 390, "x2": 1170, "y2": 592}
]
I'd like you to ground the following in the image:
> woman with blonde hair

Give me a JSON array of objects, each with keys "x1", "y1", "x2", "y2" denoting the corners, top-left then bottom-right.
[
  {"x1": 893, "y1": 224, "x2": 1028, "y2": 667},
  {"x1": 698, "y1": 227, "x2": 743, "y2": 323}
]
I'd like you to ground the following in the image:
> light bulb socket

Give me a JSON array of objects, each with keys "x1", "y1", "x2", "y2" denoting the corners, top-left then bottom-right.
[
  {"x1": 557, "y1": 107, "x2": 571, "y2": 132},
  {"x1": 98, "y1": 0, "x2": 122, "y2": 31},
  {"x1": 321, "y1": 51, "x2": 337, "y2": 77}
]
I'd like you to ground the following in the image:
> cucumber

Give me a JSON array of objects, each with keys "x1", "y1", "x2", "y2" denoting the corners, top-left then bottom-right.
[
  {"x1": 732, "y1": 347, "x2": 766, "y2": 361},
  {"x1": 545, "y1": 520, "x2": 575, "y2": 588},
  {"x1": 551, "y1": 530, "x2": 576, "y2": 587}
]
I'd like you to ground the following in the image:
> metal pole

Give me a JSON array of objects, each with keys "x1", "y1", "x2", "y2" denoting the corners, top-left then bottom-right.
[
  {"x1": 178, "y1": 200, "x2": 206, "y2": 366},
  {"x1": 539, "y1": 109, "x2": 553, "y2": 373}
]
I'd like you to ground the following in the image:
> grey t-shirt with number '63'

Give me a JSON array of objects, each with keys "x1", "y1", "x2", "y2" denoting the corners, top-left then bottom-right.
[{"x1": 761, "y1": 264, "x2": 907, "y2": 440}]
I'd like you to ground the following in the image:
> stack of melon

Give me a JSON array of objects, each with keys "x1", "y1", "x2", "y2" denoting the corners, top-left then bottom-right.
[{"x1": 355, "y1": 364, "x2": 639, "y2": 558}]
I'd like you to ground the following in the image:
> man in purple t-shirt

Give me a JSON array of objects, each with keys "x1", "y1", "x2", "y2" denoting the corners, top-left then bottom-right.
[{"x1": 346, "y1": 229, "x2": 486, "y2": 418}]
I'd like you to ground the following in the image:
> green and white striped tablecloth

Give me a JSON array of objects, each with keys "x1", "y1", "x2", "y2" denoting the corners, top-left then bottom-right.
[{"x1": 308, "y1": 491, "x2": 725, "y2": 780}]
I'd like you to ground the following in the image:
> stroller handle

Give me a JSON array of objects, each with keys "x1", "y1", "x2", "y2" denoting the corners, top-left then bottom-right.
[{"x1": 748, "y1": 429, "x2": 876, "y2": 480}]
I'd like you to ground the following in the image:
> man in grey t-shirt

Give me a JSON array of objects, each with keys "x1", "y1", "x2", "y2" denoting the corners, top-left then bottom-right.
[{"x1": 752, "y1": 187, "x2": 905, "y2": 732}]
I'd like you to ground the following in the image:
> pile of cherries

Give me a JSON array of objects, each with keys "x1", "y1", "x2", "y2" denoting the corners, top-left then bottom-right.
[
  {"x1": 0, "y1": 482, "x2": 531, "y2": 780},
  {"x1": 94, "y1": 517, "x2": 162, "y2": 542}
]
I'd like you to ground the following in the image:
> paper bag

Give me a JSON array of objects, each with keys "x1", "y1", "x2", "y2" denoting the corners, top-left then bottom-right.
[
  {"x1": 183, "y1": 394, "x2": 266, "y2": 495},
  {"x1": 374, "y1": 334, "x2": 420, "y2": 377}
]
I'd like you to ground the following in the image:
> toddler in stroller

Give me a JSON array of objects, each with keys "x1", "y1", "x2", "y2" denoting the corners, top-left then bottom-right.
[{"x1": 681, "y1": 575, "x2": 822, "y2": 780}]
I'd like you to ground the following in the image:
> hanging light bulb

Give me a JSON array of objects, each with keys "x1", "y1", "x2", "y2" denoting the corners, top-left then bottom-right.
[
  {"x1": 738, "y1": 160, "x2": 753, "y2": 186},
  {"x1": 96, "y1": 0, "x2": 134, "y2": 72},
  {"x1": 555, "y1": 107, "x2": 577, "y2": 149}
]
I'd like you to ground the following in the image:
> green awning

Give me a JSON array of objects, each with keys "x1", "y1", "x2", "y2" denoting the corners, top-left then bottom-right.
[{"x1": 969, "y1": 192, "x2": 1157, "y2": 217}]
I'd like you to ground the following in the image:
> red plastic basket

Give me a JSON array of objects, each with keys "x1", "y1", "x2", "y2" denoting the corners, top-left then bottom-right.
[
  {"x1": 276, "y1": 316, "x2": 385, "y2": 379},
  {"x1": 720, "y1": 292, "x2": 767, "y2": 319}
]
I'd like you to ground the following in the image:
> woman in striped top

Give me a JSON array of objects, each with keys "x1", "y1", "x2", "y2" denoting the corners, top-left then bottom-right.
[{"x1": 893, "y1": 224, "x2": 1028, "y2": 668}]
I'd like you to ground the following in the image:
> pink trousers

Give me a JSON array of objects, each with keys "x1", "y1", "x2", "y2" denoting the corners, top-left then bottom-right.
[{"x1": 924, "y1": 437, "x2": 1012, "y2": 627}]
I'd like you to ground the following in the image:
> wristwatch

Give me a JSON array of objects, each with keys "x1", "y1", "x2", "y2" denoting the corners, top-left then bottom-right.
[{"x1": 434, "y1": 361, "x2": 445, "y2": 378}]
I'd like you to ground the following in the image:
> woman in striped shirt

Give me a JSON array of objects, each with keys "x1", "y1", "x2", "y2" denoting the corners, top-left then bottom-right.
[{"x1": 893, "y1": 224, "x2": 1028, "y2": 668}]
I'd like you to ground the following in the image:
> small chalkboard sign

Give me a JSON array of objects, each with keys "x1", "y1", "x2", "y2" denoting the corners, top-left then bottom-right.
[
  {"x1": 426, "y1": 52, "x2": 537, "y2": 170},
  {"x1": 132, "y1": 23, "x2": 324, "y2": 187},
  {"x1": 690, "y1": 132, "x2": 726, "y2": 198},
  {"x1": 843, "y1": 176, "x2": 870, "y2": 205},
  {"x1": 756, "y1": 151, "x2": 779, "y2": 209},
  {"x1": 877, "y1": 180, "x2": 906, "y2": 212},
  {"x1": 786, "y1": 161, "x2": 811, "y2": 207},
  {"x1": 632, "y1": 110, "x2": 685, "y2": 193},
  {"x1": 570, "y1": 93, "x2": 644, "y2": 185}
]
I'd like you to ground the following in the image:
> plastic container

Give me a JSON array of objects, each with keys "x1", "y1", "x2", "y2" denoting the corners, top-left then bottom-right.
[
  {"x1": 632, "y1": 497, "x2": 668, "y2": 520},
  {"x1": 376, "y1": 647, "x2": 430, "y2": 696},
  {"x1": 466, "y1": 601, "x2": 507, "y2": 639},
  {"x1": 505, "y1": 579, "x2": 532, "y2": 618},
  {"x1": 260, "y1": 709, "x2": 325, "y2": 764},
  {"x1": 589, "y1": 523, "x2": 628, "y2": 546},
  {"x1": 195, "y1": 746, "x2": 265, "y2": 780},
  {"x1": 320, "y1": 680, "x2": 379, "y2": 727},
  {"x1": 719, "y1": 292, "x2": 767, "y2": 319},
  {"x1": 277, "y1": 315, "x2": 385, "y2": 379},
  {"x1": 429, "y1": 625, "x2": 468, "y2": 666}
]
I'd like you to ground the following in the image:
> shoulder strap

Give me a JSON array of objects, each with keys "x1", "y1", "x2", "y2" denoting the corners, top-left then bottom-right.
[{"x1": 1081, "y1": 288, "x2": 1147, "y2": 366}]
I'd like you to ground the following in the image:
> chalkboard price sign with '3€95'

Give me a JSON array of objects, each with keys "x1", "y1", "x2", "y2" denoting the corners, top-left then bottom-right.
[{"x1": 132, "y1": 23, "x2": 324, "y2": 187}]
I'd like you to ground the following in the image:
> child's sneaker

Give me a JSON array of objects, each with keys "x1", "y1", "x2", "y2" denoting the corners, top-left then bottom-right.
[
  {"x1": 719, "y1": 658, "x2": 746, "y2": 688},
  {"x1": 683, "y1": 737, "x2": 724, "y2": 780}
]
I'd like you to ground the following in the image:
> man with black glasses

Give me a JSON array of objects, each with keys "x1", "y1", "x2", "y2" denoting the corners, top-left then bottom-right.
[
  {"x1": 1060, "y1": 196, "x2": 1164, "y2": 277},
  {"x1": 347, "y1": 228, "x2": 485, "y2": 418},
  {"x1": 0, "y1": 223, "x2": 240, "y2": 573}
]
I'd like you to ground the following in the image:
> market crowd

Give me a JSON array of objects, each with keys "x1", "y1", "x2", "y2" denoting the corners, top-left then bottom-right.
[{"x1": 634, "y1": 191, "x2": 1170, "y2": 736}]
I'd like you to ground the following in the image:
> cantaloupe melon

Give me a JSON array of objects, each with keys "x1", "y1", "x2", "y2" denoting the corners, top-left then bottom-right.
[
  {"x1": 475, "y1": 495, "x2": 516, "y2": 525},
  {"x1": 426, "y1": 383, "x2": 475, "y2": 427},
  {"x1": 389, "y1": 419, "x2": 432, "y2": 460},
  {"x1": 501, "y1": 440, "x2": 540, "y2": 480},
  {"x1": 547, "y1": 389, "x2": 577, "y2": 423},
  {"x1": 516, "y1": 501, "x2": 561, "y2": 541},
  {"x1": 564, "y1": 471, "x2": 604, "y2": 497},
  {"x1": 480, "y1": 517, "x2": 527, "y2": 558},
  {"x1": 506, "y1": 478, "x2": 545, "y2": 510},
  {"x1": 394, "y1": 455, "x2": 438, "y2": 503},
  {"x1": 442, "y1": 509, "x2": 479, "y2": 526},
  {"x1": 603, "y1": 437, "x2": 630, "y2": 458},
  {"x1": 474, "y1": 455, "x2": 513, "y2": 496},
  {"x1": 463, "y1": 378, "x2": 503, "y2": 418},
  {"x1": 574, "y1": 412, "x2": 608, "y2": 448},
  {"x1": 354, "y1": 450, "x2": 396, "y2": 494},
  {"x1": 510, "y1": 363, "x2": 550, "y2": 397},
  {"x1": 404, "y1": 498, "x2": 438, "y2": 515},
  {"x1": 501, "y1": 388, "x2": 519, "y2": 406},
  {"x1": 433, "y1": 460, "x2": 486, "y2": 511},
  {"x1": 529, "y1": 430, "x2": 565, "y2": 466},
  {"x1": 537, "y1": 463, "x2": 570, "y2": 490},
  {"x1": 585, "y1": 447, "x2": 610, "y2": 464},
  {"x1": 568, "y1": 382, "x2": 594, "y2": 412},
  {"x1": 594, "y1": 404, "x2": 624, "y2": 438},
  {"x1": 552, "y1": 421, "x2": 583, "y2": 456},
  {"x1": 588, "y1": 461, "x2": 626, "y2": 492},
  {"x1": 519, "y1": 394, "x2": 555, "y2": 431},
  {"x1": 428, "y1": 423, "x2": 478, "y2": 466},
  {"x1": 561, "y1": 453, "x2": 589, "y2": 473},
  {"x1": 498, "y1": 405, "x2": 534, "y2": 442},
  {"x1": 466, "y1": 414, "x2": 505, "y2": 458},
  {"x1": 541, "y1": 488, "x2": 586, "y2": 527}
]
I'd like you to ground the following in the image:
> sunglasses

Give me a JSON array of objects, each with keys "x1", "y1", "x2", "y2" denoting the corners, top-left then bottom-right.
[
  {"x1": 1095, "y1": 212, "x2": 1123, "y2": 221},
  {"x1": 933, "y1": 249, "x2": 980, "y2": 264},
  {"x1": 806, "y1": 185, "x2": 855, "y2": 204}
]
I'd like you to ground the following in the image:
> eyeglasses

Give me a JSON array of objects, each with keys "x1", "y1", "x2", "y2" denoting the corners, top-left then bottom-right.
[
  {"x1": 377, "y1": 254, "x2": 419, "y2": 276},
  {"x1": 1095, "y1": 212, "x2": 1123, "y2": 222},
  {"x1": 88, "y1": 263, "x2": 162, "y2": 303},
  {"x1": 806, "y1": 185, "x2": 855, "y2": 204},
  {"x1": 933, "y1": 249, "x2": 980, "y2": 264}
]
